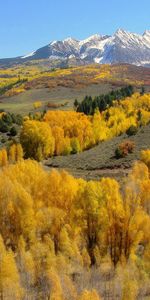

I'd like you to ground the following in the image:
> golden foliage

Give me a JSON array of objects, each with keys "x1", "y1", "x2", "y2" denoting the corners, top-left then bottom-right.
[
  {"x1": 141, "y1": 149, "x2": 150, "y2": 169},
  {"x1": 20, "y1": 120, "x2": 54, "y2": 161},
  {"x1": 20, "y1": 93, "x2": 150, "y2": 160},
  {"x1": 0, "y1": 154, "x2": 149, "y2": 297}
]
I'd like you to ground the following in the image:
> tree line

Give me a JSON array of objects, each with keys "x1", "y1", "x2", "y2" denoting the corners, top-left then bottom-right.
[{"x1": 75, "y1": 85, "x2": 134, "y2": 115}]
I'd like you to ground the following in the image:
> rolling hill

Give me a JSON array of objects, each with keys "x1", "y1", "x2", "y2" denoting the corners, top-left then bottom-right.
[{"x1": 0, "y1": 63, "x2": 150, "y2": 114}]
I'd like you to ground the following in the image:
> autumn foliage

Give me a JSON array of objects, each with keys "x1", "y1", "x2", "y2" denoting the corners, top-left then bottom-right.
[
  {"x1": 20, "y1": 93, "x2": 150, "y2": 161},
  {"x1": 141, "y1": 149, "x2": 150, "y2": 169},
  {"x1": 0, "y1": 144, "x2": 23, "y2": 167},
  {"x1": 20, "y1": 120, "x2": 54, "y2": 161},
  {"x1": 0, "y1": 151, "x2": 149, "y2": 298},
  {"x1": 115, "y1": 140, "x2": 135, "y2": 158}
]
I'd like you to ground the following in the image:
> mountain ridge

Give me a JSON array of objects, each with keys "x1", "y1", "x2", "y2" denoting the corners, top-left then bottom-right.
[{"x1": 0, "y1": 29, "x2": 150, "y2": 67}]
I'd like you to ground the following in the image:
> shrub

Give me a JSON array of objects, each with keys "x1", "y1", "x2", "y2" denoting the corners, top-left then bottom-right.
[
  {"x1": 126, "y1": 125, "x2": 138, "y2": 136},
  {"x1": 1, "y1": 137, "x2": 6, "y2": 144},
  {"x1": 115, "y1": 140, "x2": 135, "y2": 158},
  {"x1": 0, "y1": 122, "x2": 9, "y2": 133},
  {"x1": 2, "y1": 113, "x2": 13, "y2": 125},
  {"x1": 11, "y1": 114, "x2": 23, "y2": 125},
  {"x1": 33, "y1": 101, "x2": 42, "y2": 110},
  {"x1": 16, "y1": 114, "x2": 23, "y2": 125},
  {"x1": 10, "y1": 126, "x2": 17, "y2": 136},
  {"x1": 115, "y1": 147, "x2": 124, "y2": 159}
]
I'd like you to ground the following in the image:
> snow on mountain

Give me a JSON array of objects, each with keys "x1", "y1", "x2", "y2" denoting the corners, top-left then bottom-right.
[
  {"x1": 1, "y1": 29, "x2": 150, "y2": 67},
  {"x1": 79, "y1": 34, "x2": 104, "y2": 46},
  {"x1": 27, "y1": 29, "x2": 150, "y2": 66},
  {"x1": 21, "y1": 51, "x2": 36, "y2": 59}
]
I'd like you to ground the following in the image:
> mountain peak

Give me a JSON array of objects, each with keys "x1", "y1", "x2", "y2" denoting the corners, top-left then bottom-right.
[
  {"x1": 114, "y1": 29, "x2": 131, "y2": 38},
  {"x1": 88, "y1": 34, "x2": 102, "y2": 39},
  {"x1": 1, "y1": 29, "x2": 150, "y2": 68},
  {"x1": 80, "y1": 34, "x2": 102, "y2": 44},
  {"x1": 63, "y1": 37, "x2": 79, "y2": 43},
  {"x1": 143, "y1": 30, "x2": 150, "y2": 36},
  {"x1": 115, "y1": 28, "x2": 127, "y2": 34}
]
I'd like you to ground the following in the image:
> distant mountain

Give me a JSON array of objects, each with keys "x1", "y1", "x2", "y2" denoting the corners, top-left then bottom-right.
[{"x1": 0, "y1": 29, "x2": 150, "y2": 67}]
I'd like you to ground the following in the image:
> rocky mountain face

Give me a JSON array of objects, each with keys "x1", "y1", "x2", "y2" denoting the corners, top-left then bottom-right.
[{"x1": 1, "y1": 29, "x2": 150, "y2": 67}]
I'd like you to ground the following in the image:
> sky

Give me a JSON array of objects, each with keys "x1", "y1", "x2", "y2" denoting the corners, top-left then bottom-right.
[{"x1": 0, "y1": 0, "x2": 150, "y2": 58}]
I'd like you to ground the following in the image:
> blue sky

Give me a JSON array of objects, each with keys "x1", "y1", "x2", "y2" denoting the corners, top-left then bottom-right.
[{"x1": 0, "y1": 0, "x2": 150, "y2": 58}]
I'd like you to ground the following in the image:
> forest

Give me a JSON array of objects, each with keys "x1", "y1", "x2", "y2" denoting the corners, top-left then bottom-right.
[{"x1": 0, "y1": 150, "x2": 149, "y2": 299}]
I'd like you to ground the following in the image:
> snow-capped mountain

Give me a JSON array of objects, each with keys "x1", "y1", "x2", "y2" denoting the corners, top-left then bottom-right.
[{"x1": 1, "y1": 29, "x2": 150, "y2": 67}]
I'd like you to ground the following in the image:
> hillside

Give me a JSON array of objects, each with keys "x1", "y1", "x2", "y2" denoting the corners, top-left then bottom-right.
[
  {"x1": 0, "y1": 63, "x2": 150, "y2": 114},
  {"x1": 45, "y1": 124, "x2": 150, "y2": 180}
]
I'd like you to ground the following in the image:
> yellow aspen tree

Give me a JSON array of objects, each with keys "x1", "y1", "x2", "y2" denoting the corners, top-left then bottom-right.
[
  {"x1": 121, "y1": 268, "x2": 138, "y2": 300},
  {"x1": 9, "y1": 144, "x2": 16, "y2": 163},
  {"x1": 18, "y1": 237, "x2": 36, "y2": 289},
  {"x1": 1, "y1": 148, "x2": 8, "y2": 167},
  {"x1": 81, "y1": 247, "x2": 91, "y2": 269},
  {"x1": 46, "y1": 269, "x2": 64, "y2": 300},
  {"x1": 59, "y1": 227, "x2": 74, "y2": 258},
  {"x1": 100, "y1": 178, "x2": 125, "y2": 266},
  {"x1": 16, "y1": 144, "x2": 24, "y2": 161},
  {"x1": 140, "y1": 179, "x2": 150, "y2": 214},
  {"x1": 20, "y1": 120, "x2": 55, "y2": 161},
  {"x1": 0, "y1": 150, "x2": 2, "y2": 167},
  {"x1": 0, "y1": 235, "x2": 23, "y2": 300},
  {"x1": 70, "y1": 137, "x2": 81, "y2": 154},
  {"x1": 140, "y1": 149, "x2": 150, "y2": 169},
  {"x1": 61, "y1": 275, "x2": 77, "y2": 300},
  {"x1": 61, "y1": 137, "x2": 72, "y2": 155},
  {"x1": 122, "y1": 162, "x2": 150, "y2": 261},
  {"x1": 74, "y1": 180, "x2": 104, "y2": 265},
  {"x1": 45, "y1": 169, "x2": 78, "y2": 214},
  {"x1": 52, "y1": 126, "x2": 64, "y2": 155}
]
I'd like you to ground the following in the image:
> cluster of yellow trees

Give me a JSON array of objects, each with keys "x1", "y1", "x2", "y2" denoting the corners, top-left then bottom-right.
[
  {"x1": 20, "y1": 93, "x2": 150, "y2": 160},
  {"x1": 0, "y1": 144, "x2": 23, "y2": 167},
  {"x1": 0, "y1": 150, "x2": 149, "y2": 299}
]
